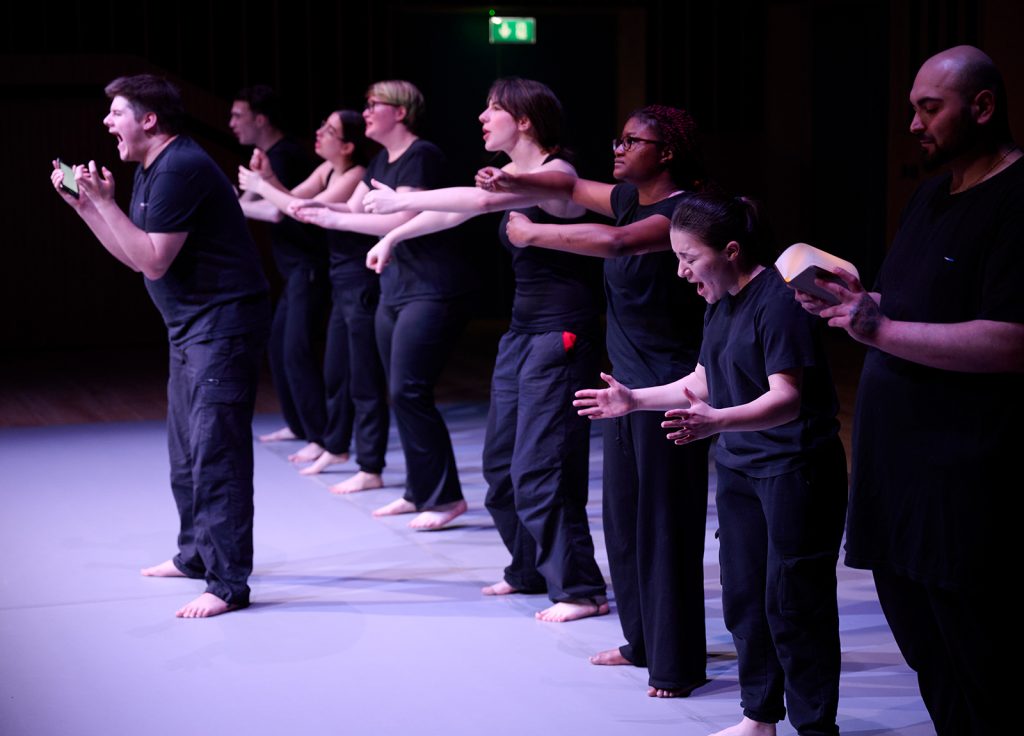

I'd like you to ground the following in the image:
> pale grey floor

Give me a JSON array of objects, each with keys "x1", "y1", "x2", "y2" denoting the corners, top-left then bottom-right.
[{"x1": 0, "y1": 405, "x2": 932, "y2": 735}]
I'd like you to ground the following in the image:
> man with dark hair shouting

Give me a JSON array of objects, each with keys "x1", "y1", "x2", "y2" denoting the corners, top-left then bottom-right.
[{"x1": 51, "y1": 74, "x2": 270, "y2": 618}]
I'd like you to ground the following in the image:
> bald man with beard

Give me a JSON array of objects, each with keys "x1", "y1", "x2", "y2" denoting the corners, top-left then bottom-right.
[{"x1": 796, "y1": 46, "x2": 1022, "y2": 736}]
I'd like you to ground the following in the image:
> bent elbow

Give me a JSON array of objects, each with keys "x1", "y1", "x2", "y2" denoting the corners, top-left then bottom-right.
[
  {"x1": 143, "y1": 253, "x2": 176, "y2": 280},
  {"x1": 143, "y1": 263, "x2": 170, "y2": 280}
]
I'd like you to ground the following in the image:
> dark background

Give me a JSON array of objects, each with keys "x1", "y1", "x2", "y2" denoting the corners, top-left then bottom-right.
[{"x1": 2, "y1": 0, "x2": 1021, "y2": 360}]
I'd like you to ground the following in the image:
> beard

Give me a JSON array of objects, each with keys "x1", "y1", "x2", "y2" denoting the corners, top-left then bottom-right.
[{"x1": 918, "y1": 110, "x2": 979, "y2": 172}]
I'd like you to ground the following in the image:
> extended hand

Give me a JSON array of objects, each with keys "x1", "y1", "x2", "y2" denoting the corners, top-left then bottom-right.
[
  {"x1": 362, "y1": 179, "x2": 399, "y2": 214},
  {"x1": 50, "y1": 160, "x2": 87, "y2": 210},
  {"x1": 249, "y1": 148, "x2": 273, "y2": 177},
  {"x1": 293, "y1": 203, "x2": 337, "y2": 228},
  {"x1": 505, "y1": 211, "x2": 533, "y2": 248},
  {"x1": 475, "y1": 166, "x2": 513, "y2": 192},
  {"x1": 573, "y1": 372, "x2": 636, "y2": 420},
  {"x1": 286, "y1": 198, "x2": 324, "y2": 219},
  {"x1": 365, "y1": 238, "x2": 394, "y2": 273},
  {"x1": 238, "y1": 166, "x2": 263, "y2": 194},
  {"x1": 662, "y1": 388, "x2": 719, "y2": 444},
  {"x1": 77, "y1": 160, "x2": 114, "y2": 203}
]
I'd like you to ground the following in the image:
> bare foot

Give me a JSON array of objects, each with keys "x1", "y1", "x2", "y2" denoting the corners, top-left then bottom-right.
[
  {"x1": 175, "y1": 592, "x2": 238, "y2": 619},
  {"x1": 482, "y1": 580, "x2": 519, "y2": 596},
  {"x1": 409, "y1": 499, "x2": 468, "y2": 530},
  {"x1": 590, "y1": 648, "x2": 631, "y2": 666},
  {"x1": 647, "y1": 680, "x2": 707, "y2": 698},
  {"x1": 372, "y1": 498, "x2": 417, "y2": 517},
  {"x1": 709, "y1": 717, "x2": 777, "y2": 736},
  {"x1": 141, "y1": 560, "x2": 186, "y2": 577},
  {"x1": 536, "y1": 598, "x2": 610, "y2": 622},
  {"x1": 288, "y1": 442, "x2": 325, "y2": 463},
  {"x1": 298, "y1": 451, "x2": 351, "y2": 475},
  {"x1": 259, "y1": 426, "x2": 296, "y2": 443},
  {"x1": 329, "y1": 471, "x2": 384, "y2": 494}
]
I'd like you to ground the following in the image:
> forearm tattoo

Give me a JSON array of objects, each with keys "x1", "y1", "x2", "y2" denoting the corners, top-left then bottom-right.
[{"x1": 849, "y1": 293, "x2": 881, "y2": 336}]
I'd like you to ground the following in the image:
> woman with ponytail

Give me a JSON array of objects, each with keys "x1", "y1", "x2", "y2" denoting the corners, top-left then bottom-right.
[
  {"x1": 575, "y1": 192, "x2": 847, "y2": 736},
  {"x1": 239, "y1": 110, "x2": 389, "y2": 495}
]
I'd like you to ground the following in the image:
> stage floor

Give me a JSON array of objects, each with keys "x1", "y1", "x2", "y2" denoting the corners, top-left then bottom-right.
[{"x1": 0, "y1": 405, "x2": 930, "y2": 735}]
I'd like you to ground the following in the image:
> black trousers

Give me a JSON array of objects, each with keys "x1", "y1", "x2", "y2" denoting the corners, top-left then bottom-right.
[
  {"x1": 167, "y1": 330, "x2": 266, "y2": 606},
  {"x1": 267, "y1": 261, "x2": 329, "y2": 444},
  {"x1": 322, "y1": 272, "x2": 388, "y2": 473},
  {"x1": 716, "y1": 439, "x2": 847, "y2": 735},
  {"x1": 375, "y1": 299, "x2": 467, "y2": 509},
  {"x1": 602, "y1": 412, "x2": 709, "y2": 689},
  {"x1": 872, "y1": 568, "x2": 1004, "y2": 736},
  {"x1": 482, "y1": 330, "x2": 606, "y2": 602}
]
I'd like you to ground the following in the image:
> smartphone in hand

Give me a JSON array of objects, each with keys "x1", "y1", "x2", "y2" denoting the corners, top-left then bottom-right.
[{"x1": 57, "y1": 159, "x2": 79, "y2": 198}]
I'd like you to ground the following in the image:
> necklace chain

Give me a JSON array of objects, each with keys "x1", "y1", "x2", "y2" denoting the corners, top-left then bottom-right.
[{"x1": 952, "y1": 145, "x2": 1019, "y2": 193}]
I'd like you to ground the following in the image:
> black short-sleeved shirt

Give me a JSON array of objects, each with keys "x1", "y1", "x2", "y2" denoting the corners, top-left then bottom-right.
[
  {"x1": 327, "y1": 229, "x2": 378, "y2": 284},
  {"x1": 699, "y1": 267, "x2": 839, "y2": 477},
  {"x1": 264, "y1": 138, "x2": 327, "y2": 274},
  {"x1": 498, "y1": 197, "x2": 602, "y2": 334},
  {"x1": 363, "y1": 139, "x2": 470, "y2": 304},
  {"x1": 604, "y1": 184, "x2": 705, "y2": 386},
  {"x1": 130, "y1": 136, "x2": 270, "y2": 346},
  {"x1": 846, "y1": 157, "x2": 1024, "y2": 590}
]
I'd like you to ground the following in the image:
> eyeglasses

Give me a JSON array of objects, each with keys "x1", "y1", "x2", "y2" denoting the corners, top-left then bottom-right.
[
  {"x1": 318, "y1": 120, "x2": 344, "y2": 140},
  {"x1": 364, "y1": 99, "x2": 400, "y2": 113},
  {"x1": 612, "y1": 136, "x2": 663, "y2": 152}
]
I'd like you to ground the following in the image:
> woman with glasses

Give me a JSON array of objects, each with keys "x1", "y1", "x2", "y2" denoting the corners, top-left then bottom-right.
[
  {"x1": 294, "y1": 81, "x2": 471, "y2": 530},
  {"x1": 361, "y1": 77, "x2": 608, "y2": 622},
  {"x1": 239, "y1": 110, "x2": 388, "y2": 494},
  {"x1": 476, "y1": 106, "x2": 712, "y2": 696}
]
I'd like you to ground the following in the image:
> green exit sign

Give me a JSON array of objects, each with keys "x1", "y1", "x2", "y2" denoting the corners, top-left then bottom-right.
[{"x1": 489, "y1": 16, "x2": 537, "y2": 45}]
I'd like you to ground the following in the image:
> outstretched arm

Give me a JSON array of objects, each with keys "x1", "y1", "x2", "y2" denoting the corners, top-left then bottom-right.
[
  {"x1": 573, "y1": 368, "x2": 709, "y2": 419},
  {"x1": 241, "y1": 162, "x2": 364, "y2": 222},
  {"x1": 365, "y1": 210, "x2": 474, "y2": 273},
  {"x1": 364, "y1": 180, "x2": 545, "y2": 215},
  {"x1": 505, "y1": 211, "x2": 671, "y2": 258},
  {"x1": 477, "y1": 167, "x2": 615, "y2": 217}
]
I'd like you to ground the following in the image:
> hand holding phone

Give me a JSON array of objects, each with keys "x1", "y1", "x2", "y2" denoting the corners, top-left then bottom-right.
[{"x1": 56, "y1": 158, "x2": 79, "y2": 198}]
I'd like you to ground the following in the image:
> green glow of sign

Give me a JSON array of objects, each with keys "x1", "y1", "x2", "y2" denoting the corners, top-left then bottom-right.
[{"x1": 488, "y1": 16, "x2": 536, "y2": 45}]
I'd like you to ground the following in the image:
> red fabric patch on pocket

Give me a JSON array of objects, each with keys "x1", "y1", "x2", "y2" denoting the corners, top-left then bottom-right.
[{"x1": 562, "y1": 331, "x2": 577, "y2": 352}]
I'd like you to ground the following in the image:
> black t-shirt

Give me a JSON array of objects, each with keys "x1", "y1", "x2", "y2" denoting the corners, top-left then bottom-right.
[
  {"x1": 699, "y1": 267, "x2": 839, "y2": 477},
  {"x1": 363, "y1": 139, "x2": 471, "y2": 304},
  {"x1": 846, "y1": 157, "x2": 1024, "y2": 589},
  {"x1": 130, "y1": 136, "x2": 270, "y2": 346},
  {"x1": 498, "y1": 200, "x2": 601, "y2": 334},
  {"x1": 604, "y1": 184, "x2": 705, "y2": 386},
  {"x1": 264, "y1": 137, "x2": 327, "y2": 274},
  {"x1": 327, "y1": 229, "x2": 378, "y2": 284}
]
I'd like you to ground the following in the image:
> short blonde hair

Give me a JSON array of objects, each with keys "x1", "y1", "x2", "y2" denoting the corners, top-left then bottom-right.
[{"x1": 367, "y1": 80, "x2": 425, "y2": 132}]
